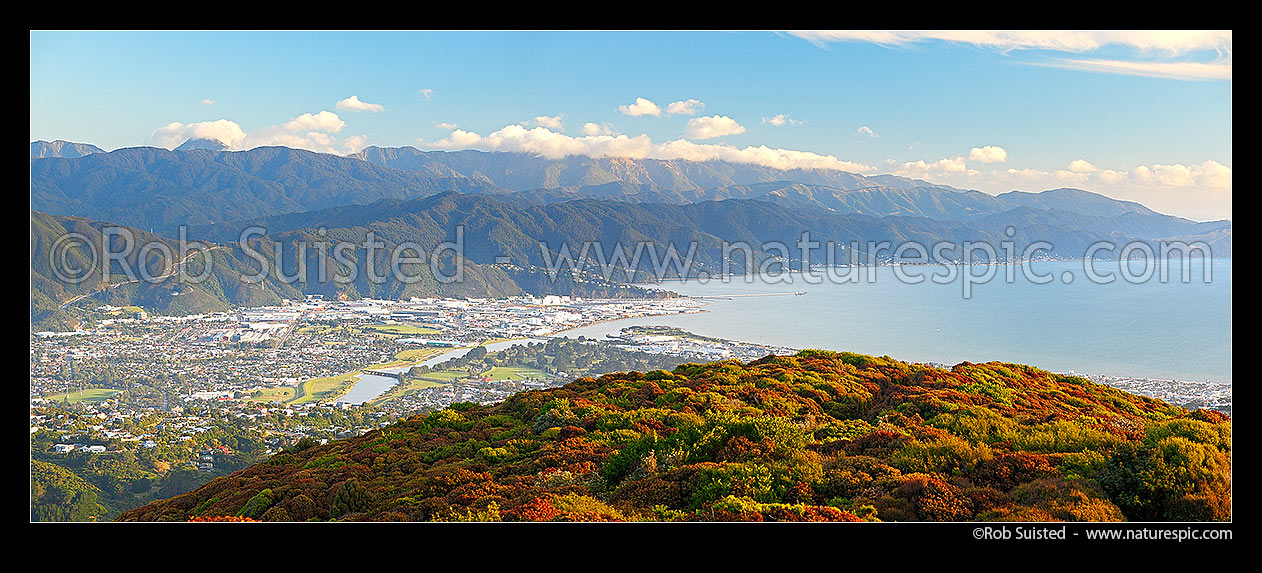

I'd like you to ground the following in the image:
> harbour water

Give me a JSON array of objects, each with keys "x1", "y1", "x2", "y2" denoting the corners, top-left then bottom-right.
[{"x1": 560, "y1": 259, "x2": 1231, "y2": 383}]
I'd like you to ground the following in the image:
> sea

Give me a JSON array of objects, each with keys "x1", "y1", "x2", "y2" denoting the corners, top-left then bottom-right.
[{"x1": 559, "y1": 259, "x2": 1232, "y2": 383}]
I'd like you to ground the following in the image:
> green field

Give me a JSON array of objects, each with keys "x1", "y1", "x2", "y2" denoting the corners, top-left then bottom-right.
[
  {"x1": 296, "y1": 323, "x2": 335, "y2": 335},
  {"x1": 363, "y1": 324, "x2": 441, "y2": 336},
  {"x1": 297, "y1": 323, "x2": 364, "y2": 336},
  {"x1": 481, "y1": 366, "x2": 547, "y2": 381},
  {"x1": 251, "y1": 386, "x2": 296, "y2": 403},
  {"x1": 46, "y1": 388, "x2": 122, "y2": 404}
]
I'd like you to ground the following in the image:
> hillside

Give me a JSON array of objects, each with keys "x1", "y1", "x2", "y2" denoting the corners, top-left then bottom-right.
[
  {"x1": 30, "y1": 146, "x2": 502, "y2": 233},
  {"x1": 31, "y1": 460, "x2": 111, "y2": 522},
  {"x1": 31, "y1": 210, "x2": 309, "y2": 329},
  {"x1": 31, "y1": 208, "x2": 672, "y2": 329},
  {"x1": 194, "y1": 191, "x2": 1227, "y2": 278},
  {"x1": 117, "y1": 350, "x2": 1231, "y2": 522}
]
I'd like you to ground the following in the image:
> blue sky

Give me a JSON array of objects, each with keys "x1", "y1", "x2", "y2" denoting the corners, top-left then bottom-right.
[{"x1": 29, "y1": 31, "x2": 1232, "y2": 220}]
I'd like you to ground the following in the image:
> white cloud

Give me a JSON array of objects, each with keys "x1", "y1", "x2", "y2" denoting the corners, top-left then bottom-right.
[
  {"x1": 684, "y1": 115, "x2": 746, "y2": 140},
  {"x1": 434, "y1": 122, "x2": 460, "y2": 130},
  {"x1": 243, "y1": 130, "x2": 338, "y2": 152},
  {"x1": 423, "y1": 123, "x2": 874, "y2": 173},
  {"x1": 151, "y1": 119, "x2": 246, "y2": 149},
  {"x1": 418, "y1": 88, "x2": 434, "y2": 100},
  {"x1": 1133, "y1": 160, "x2": 1231, "y2": 189},
  {"x1": 789, "y1": 30, "x2": 1231, "y2": 55},
  {"x1": 201, "y1": 99, "x2": 216, "y2": 106},
  {"x1": 791, "y1": 30, "x2": 1232, "y2": 81},
  {"x1": 968, "y1": 145, "x2": 1008, "y2": 163},
  {"x1": 343, "y1": 135, "x2": 370, "y2": 154},
  {"x1": 154, "y1": 111, "x2": 353, "y2": 154},
  {"x1": 581, "y1": 122, "x2": 618, "y2": 136},
  {"x1": 1004, "y1": 167, "x2": 1049, "y2": 182},
  {"x1": 1198, "y1": 160, "x2": 1232, "y2": 189},
  {"x1": 527, "y1": 115, "x2": 565, "y2": 130},
  {"x1": 1034, "y1": 57, "x2": 1231, "y2": 81},
  {"x1": 980, "y1": 160, "x2": 1230, "y2": 191},
  {"x1": 1052, "y1": 169, "x2": 1092, "y2": 184},
  {"x1": 899, "y1": 156, "x2": 971, "y2": 177},
  {"x1": 212, "y1": 111, "x2": 348, "y2": 153},
  {"x1": 279, "y1": 111, "x2": 346, "y2": 134},
  {"x1": 855, "y1": 125, "x2": 878, "y2": 138},
  {"x1": 335, "y1": 95, "x2": 385, "y2": 113},
  {"x1": 1098, "y1": 169, "x2": 1128, "y2": 184},
  {"x1": 1066, "y1": 159, "x2": 1098, "y2": 173},
  {"x1": 763, "y1": 114, "x2": 806, "y2": 127},
  {"x1": 617, "y1": 97, "x2": 661, "y2": 117},
  {"x1": 665, "y1": 99, "x2": 705, "y2": 116}
]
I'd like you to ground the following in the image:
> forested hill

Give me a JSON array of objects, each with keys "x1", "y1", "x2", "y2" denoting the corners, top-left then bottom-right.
[
  {"x1": 118, "y1": 350, "x2": 1231, "y2": 522},
  {"x1": 31, "y1": 209, "x2": 669, "y2": 331},
  {"x1": 193, "y1": 191, "x2": 1229, "y2": 275},
  {"x1": 29, "y1": 145, "x2": 502, "y2": 233}
]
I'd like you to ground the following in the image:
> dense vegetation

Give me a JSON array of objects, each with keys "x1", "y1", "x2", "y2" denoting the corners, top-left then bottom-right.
[
  {"x1": 409, "y1": 337, "x2": 689, "y2": 381},
  {"x1": 31, "y1": 460, "x2": 111, "y2": 522},
  {"x1": 118, "y1": 350, "x2": 1230, "y2": 522},
  {"x1": 31, "y1": 447, "x2": 223, "y2": 522}
]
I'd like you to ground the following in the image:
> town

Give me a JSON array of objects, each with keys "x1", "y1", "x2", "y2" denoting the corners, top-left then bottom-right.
[
  {"x1": 29, "y1": 293, "x2": 1229, "y2": 521},
  {"x1": 30, "y1": 295, "x2": 792, "y2": 481}
]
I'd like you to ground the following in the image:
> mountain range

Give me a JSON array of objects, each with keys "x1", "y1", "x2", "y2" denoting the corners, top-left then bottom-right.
[
  {"x1": 30, "y1": 145, "x2": 500, "y2": 233},
  {"x1": 348, "y1": 146, "x2": 943, "y2": 192},
  {"x1": 30, "y1": 141, "x2": 1231, "y2": 329}
]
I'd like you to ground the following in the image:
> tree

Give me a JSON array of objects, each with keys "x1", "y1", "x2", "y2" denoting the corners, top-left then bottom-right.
[
  {"x1": 329, "y1": 479, "x2": 370, "y2": 519},
  {"x1": 238, "y1": 488, "x2": 275, "y2": 519}
]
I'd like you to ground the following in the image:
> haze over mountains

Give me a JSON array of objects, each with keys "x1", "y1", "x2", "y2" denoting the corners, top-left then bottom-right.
[
  {"x1": 350, "y1": 145, "x2": 924, "y2": 192},
  {"x1": 30, "y1": 140, "x2": 1231, "y2": 329}
]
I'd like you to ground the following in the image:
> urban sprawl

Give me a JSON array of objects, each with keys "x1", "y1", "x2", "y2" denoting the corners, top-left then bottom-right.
[{"x1": 31, "y1": 294, "x2": 1230, "y2": 477}]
